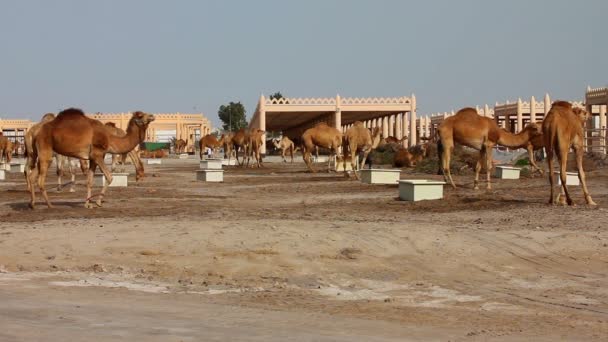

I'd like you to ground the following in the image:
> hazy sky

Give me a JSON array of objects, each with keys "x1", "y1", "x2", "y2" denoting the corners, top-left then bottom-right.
[{"x1": 1, "y1": 0, "x2": 606, "y2": 127}]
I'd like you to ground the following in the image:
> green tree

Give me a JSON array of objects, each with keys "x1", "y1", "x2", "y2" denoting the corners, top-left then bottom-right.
[
  {"x1": 218, "y1": 102, "x2": 247, "y2": 132},
  {"x1": 269, "y1": 91, "x2": 287, "y2": 103}
]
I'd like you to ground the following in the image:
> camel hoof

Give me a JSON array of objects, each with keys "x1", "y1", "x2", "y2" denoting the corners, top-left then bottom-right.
[
  {"x1": 84, "y1": 202, "x2": 94, "y2": 209},
  {"x1": 95, "y1": 199, "x2": 103, "y2": 207},
  {"x1": 29, "y1": 203, "x2": 35, "y2": 210},
  {"x1": 47, "y1": 204, "x2": 54, "y2": 209},
  {"x1": 473, "y1": 185, "x2": 479, "y2": 190},
  {"x1": 56, "y1": 188, "x2": 63, "y2": 193},
  {"x1": 69, "y1": 188, "x2": 76, "y2": 193}
]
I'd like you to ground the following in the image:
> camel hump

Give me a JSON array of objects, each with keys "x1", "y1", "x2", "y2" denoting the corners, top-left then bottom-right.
[
  {"x1": 552, "y1": 101, "x2": 572, "y2": 108},
  {"x1": 57, "y1": 108, "x2": 85, "y2": 118}
]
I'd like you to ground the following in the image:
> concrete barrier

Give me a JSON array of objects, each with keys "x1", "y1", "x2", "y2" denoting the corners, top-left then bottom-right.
[
  {"x1": 399, "y1": 179, "x2": 446, "y2": 201},
  {"x1": 10, "y1": 163, "x2": 25, "y2": 173},
  {"x1": 147, "y1": 159, "x2": 162, "y2": 165},
  {"x1": 556, "y1": 171, "x2": 580, "y2": 186},
  {"x1": 495, "y1": 166, "x2": 521, "y2": 179},
  {"x1": 200, "y1": 159, "x2": 223, "y2": 170},
  {"x1": 196, "y1": 170, "x2": 223, "y2": 182},
  {"x1": 0, "y1": 169, "x2": 5, "y2": 180},
  {"x1": 360, "y1": 169, "x2": 401, "y2": 185},
  {"x1": 94, "y1": 173, "x2": 128, "y2": 187}
]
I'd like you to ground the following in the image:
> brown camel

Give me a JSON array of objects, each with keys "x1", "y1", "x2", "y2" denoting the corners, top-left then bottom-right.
[
  {"x1": 510, "y1": 123, "x2": 546, "y2": 175},
  {"x1": 54, "y1": 154, "x2": 88, "y2": 193},
  {"x1": 104, "y1": 122, "x2": 145, "y2": 181},
  {"x1": 24, "y1": 113, "x2": 58, "y2": 191},
  {"x1": 437, "y1": 107, "x2": 541, "y2": 190},
  {"x1": 383, "y1": 136, "x2": 408, "y2": 146},
  {"x1": 174, "y1": 138, "x2": 188, "y2": 154},
  {"x1": 29, "y1": 108, "x2": 154, "y2": 209},
  {"x1": 543, "y1": 101, "x2": 595, "y2": 206},
  {"x1": 301, "y1": 122, "x2": 343, "y2": 173},
  {"x1": 199, "y1": 134, "x2": 222, "y2": 160},
  {"x1": 342, "y1": 123, "x2": 383, "y2": 179},
  {"x1": 140, "y1": 148, "x2": 168, "y2": 159},
  {"x1": 245, "y1": 129, "x2": 265, "y2": 168},
  {"x1": 394, "y1": 143, "x2": 429, "y2": 168},
  {"x1": 230, "y1": 128, "x2": 250, "y2": 166},
  {"x1": 272, "y1": 136, "x2": 297, "y2": 163}
]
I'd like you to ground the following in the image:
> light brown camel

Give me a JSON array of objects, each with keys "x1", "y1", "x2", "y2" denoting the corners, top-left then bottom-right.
[
  {"x1": 199, "y1": 134, "x2": 222, "y2": 160},
  {"x1": 543, "y1": 101, "x2": 595, "y2": 206},
  {"x1": 140, "y1": 148, "x2": 168, "y2": 159},
  {"x1": 54, "y1": 154, "x2": 88, "y2": 193},
  {"x1": 272, "y1": 136, "x2": 297, "y2": 163},
  {"x1": 245, "y1": 129, "x2": 265, "y2": 168},
  {"x1": 510, "y1": 123, "x2": 546, "y2": 175},
  {"x1": 437, "y1": 107, "x2": 541, "y2": 190},
  {"x1": 29, "y1": 108, "x2": 154, "y2": 209},
  {"x1": 383, "y1": 136, "x2": 408, "y2": 146},
  {"x1": 0, "y1": 136, "x2": 14, "y2": 164},
  {"x1": 394, "y1": 143, "x2": 429, "y2": 168},
  {"x1": 342, "y1": 123, "x2": 383, "y2": 179},
  {"x1": 174, "y1": 138, "x2": 188, "y2": 154},
  {"x1": 301, "y1": 122, "x2": 343, "y2": 173},
  {"x1": 24, "y1": 113, "x2": 58, "y2": 192},
  {"x1": 104, "y1": 122, "x2": 145, "y2": 181}
]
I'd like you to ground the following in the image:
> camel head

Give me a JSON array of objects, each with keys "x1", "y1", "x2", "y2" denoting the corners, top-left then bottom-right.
[
  {"x1": 371, "y1": 127, "x2": 383, "y2": 148},
  {"x1": 41, "y1": 113, "x2": 56, "y2": 122},
  {"x1": 522, "y1": 122, "x2": 542, "y2": 138},
  {"x1": 572, "y1": 107, "x2": 591, "y2": 125},
  {"x1": 131, "y1": 111, "x2": 155, "y2": 128}
]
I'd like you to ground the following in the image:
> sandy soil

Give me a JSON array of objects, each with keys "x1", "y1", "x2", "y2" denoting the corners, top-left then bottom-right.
[{"x1": 1, "y1": 156, "x2": 607, "y2": 341}]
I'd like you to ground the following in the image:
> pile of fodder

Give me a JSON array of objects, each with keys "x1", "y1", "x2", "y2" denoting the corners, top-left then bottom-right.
[
  {"x1": 413, "y1": 144, "x2": 479, "y2": 175},
  {"x1": 369, "y1": 143, "x2": 398, "y2": 165}
]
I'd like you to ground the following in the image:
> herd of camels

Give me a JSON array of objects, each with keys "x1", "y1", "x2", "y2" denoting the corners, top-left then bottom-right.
[{"x1": 6, "y1": 100, "x2": 595, "y2": 209}]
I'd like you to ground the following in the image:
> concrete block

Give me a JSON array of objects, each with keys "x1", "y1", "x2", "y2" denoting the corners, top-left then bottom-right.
[
  {"x1": 146, "y1": 159, "x2": 162, "y2": 165},
  {"x1": 94, "y1": 173, "x2": 128, "y2": 187},
  {"x1": 10, "y1": 163, "x2": 25, "y2": 173},
  {"x1": 179, "y1": 153, "x2": 189, "y2": 159},
  {"x1": 222, "y1": 159, "x2": 237, "y2": 166},
  {"x1": 196, "y1": 169, "x2": 224, "y2": 182},
  {"x1": 556, "y1": 171, "x2": 580, "y2": 186},
  {"x1": 495, "y1": 166, "x2": 521, "y2": 179},
  {"x1": 360, "y1": 169, "x2": 401, "y2": 184},
  {"x1": 313, "y1": 156, "x2": 329, "y2": 163},
  {"x1": 200, "y1": 159, "x2": 223, "y2": 170},
  {"x1": 0, "y1": 169, "x2": 5, "y2": 180},
  {"x1": 399, "y1": 179, "x2": 446, "y2": 201},
  {"x1": 0, "y1": 163, "x2": 10, "y2": 171}
]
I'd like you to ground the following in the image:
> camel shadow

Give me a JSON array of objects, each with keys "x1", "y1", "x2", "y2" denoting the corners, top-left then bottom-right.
[{"x1": 7, "y1": 201, "x2": 84, "y2": 211}]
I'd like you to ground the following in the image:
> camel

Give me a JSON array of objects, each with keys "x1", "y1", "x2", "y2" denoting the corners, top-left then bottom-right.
[
  {"x1": 437, "y1": 107, "x2": 541, "y2": 190},
  {"x1": 199, "y1": 134, "x2": 222, "y2": 160},
  {"x1": 394, "y1": 143, "x2": 429, "y2": 168},
  {"x1": 24, "y1": 113, "x2": 58, "y2": 191},
  {"x1": 230, "y1": 128, "x2": 251, "y2": 166},
  {"x1": 342, "y1": 123, "x2": 383, "y2": 179},
  {"x1": 104, "y1": 122, "x2": 145, "y2": 181},
  {"x1": 543, "y1": 101, "x2": 596, "y2": 206},
  {"x1": 301, "y1": 122, "x2": 343, "y2": 173},
  {"x1": 245, "y1": 129, "x2": 265, "y2": 168},
  {"x1": 0, "y1": 136, "x2": 14, "y2": 164},
  {"x1": 272, "y1": 136, "x2": 297, "y2": 163},
  {"x1": 174, "y1": 138, "x2": 188, "y2": 154},
  {"x1": 383, "y1": 136, "x2": 408, "y2": 146},
  {"x1": 510, "y1": 123, "x2": 546, "y2": 175},
  {"x1": 28, "y1": 108, "x2": 154, "y2": 209},
  {"x1": 54, "y1": 154, "x2": 88, "y2": 193},
  {"x1": 140, "y1": 148, "x2": 168, "y2": 159}
]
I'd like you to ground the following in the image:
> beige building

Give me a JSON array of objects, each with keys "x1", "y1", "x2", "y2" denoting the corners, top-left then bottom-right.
[
  {"x1": 0, "y1": 112, "x2": 212, "y2": 152},
  {"x1": 249, "y1": 94, "x2": 418, "y2": 153}
]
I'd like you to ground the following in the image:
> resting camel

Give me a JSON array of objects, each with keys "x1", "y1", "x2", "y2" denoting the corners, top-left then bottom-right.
[
  {"x1": 245, "y1": 129, "x2": 265, "y2": 168},
  {"x1": 199, "y1": 134, "x2": 222, "y2": 160},
  {"x1": 29, "y1": 108, "x2": 154, "y2": 209},
  {"x1": 174, "y1": 138, "x2": 188, "y2": 154},
  {"x1": 543, "y1": 101, "x2": 596, "y2": 206},
  {"x1": 104, "y1": 122, "x2": 145, "y2": 181},
  {"x1": 140, "y1": 149, "x2": 168, "y2": 159},
  {"x1": 272, "y1": 136, "x2": 297, "y2": 163},
  {"x1": 437, "y1": 107, "x2": 541, "y2": 190},
  {"x1": 394, "y1": 143, "x2": 429, "y2": 168},
  {"x1": 301, "y1": 122, "x2": 342, "y2": 173},
  {"x1": 343, "y1": 123, "x2": 383, "y2": 179}
]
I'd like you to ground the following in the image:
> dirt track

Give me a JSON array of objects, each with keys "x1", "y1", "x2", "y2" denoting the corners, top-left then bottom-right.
[{"x1": 1, "y1": 157, "x2": 608, "y2": 341}]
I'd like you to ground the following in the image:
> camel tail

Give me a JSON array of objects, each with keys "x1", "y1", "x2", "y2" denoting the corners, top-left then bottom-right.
[{"x1": 436, "y1": 138, "x2": 444, "y2": 175}]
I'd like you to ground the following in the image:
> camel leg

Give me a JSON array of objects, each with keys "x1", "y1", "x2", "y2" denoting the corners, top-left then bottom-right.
[
  {"x1": 473, "y1": 148, "x2": 485, "y2": 190},
  {"x1": 27, "y1": 150, "x2": 39, "y2": 209},
  {"x1": 56, "y1": 155, "x2": 64, "y2": 192},
  {"x1": 303, "y1": 146, "x2": 316, "y2": 173},
  {"x1": 557, "y1": 147, "x2": 571, "y2": 206},
  {"x1": 128, "y1": 150, "x2": 144, "y2": 181},
  {"x1": 352, "y1": 149, "x2": 362, "y2": 180},
  {"x1": 441, "y1": 143, "x2": 456, "y2": 189},
  {"x1": 485, "y1": 146, "x2": 493, "y2": 190},
  {"x1": 85, "y1": 160, "x2": 97, "y2": 209},
  {"x1": 545, "y1": 148, "x2": 556, "y2": 204},
  {"x1": 574, "y1": 145, "x2": 596, "y2": 206},
  {"x1": 37, "y1": 150, "x2": 54, "y2": 209},
  {"x1": 68, "y1": 159, "x2": 76, "y2": 193},
  {"x1": 94, "y1": 155, "x2": 114, "y2": 207},
  {"x1": 528, "y1": 146, "x2": 544, "y2": 175},
  {"x1": 290, "y1": 145, "x2": 294, "y2": 163}
]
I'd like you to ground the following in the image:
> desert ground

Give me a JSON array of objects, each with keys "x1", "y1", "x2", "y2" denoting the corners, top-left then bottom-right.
[{"x1": 1, "y1": 155, "x2": 607, "y2": 341}]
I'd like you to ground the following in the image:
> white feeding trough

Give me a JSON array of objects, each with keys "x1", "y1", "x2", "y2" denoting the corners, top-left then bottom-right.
[
  {"x1": 10, "y1": 163, "x2": 25, "y2": 173},
  {"x1": 222, "y1": 159, "x2": 236, "y2": 166},
  {"x1": 0, "y1": 163, "x2": 10, "y2": 171},
  {"x1": 495, "y1": 166, "x2": 521, "y2": 179},
  {"x1": 360, "y1": 169, "x2": 401, "y2": 185},
  {"x1": 200, "y1": 159, "x2": 223, "y2": 170},
  {"x1": 196, "y1": 169, "x2": 223, "y2": 182},
  {"x1": 94, "y1": 173, "x2": 128, "y2": 187},
  {"x1": 179, "y1": 153, "x2": 189, "y2": 159},
  {"x1": 555, "y1": 171, "x2": 580, "y2": 186},
  {"x1": 399, "y1": 179, "x2": 446, "y2": 201},
  {"x1": 0, "y1": 169, "x2": 5, "y2": 180},
  {"x1": 147, "y1": 158, "x2": 162, "y2": 165},
  {"x1": 313, "y1": 156, "x2": 329, "y2": 163}
]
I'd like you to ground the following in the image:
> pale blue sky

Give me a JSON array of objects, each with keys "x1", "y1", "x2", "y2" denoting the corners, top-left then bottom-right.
[{"x1": 1, "y1": 0, "x2": 606, "y2": 128}]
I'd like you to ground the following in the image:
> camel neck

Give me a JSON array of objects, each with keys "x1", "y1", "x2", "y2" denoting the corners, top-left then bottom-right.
[
  {"x1": 496, "y1": 128, "x2": 534, "y2": 148},
  {"x1": 108, "y1": 119, "x2": 144, "y2": 154}
]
